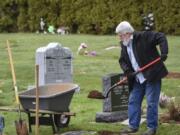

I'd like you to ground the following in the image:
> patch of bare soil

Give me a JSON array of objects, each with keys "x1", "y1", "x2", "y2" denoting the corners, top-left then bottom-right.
[
  {"x1": 98, "y1": 131, "x2": 120, "y2": 135},
  {"x1": 166, "y1": 72, "x2": 180, "y2": 79}
]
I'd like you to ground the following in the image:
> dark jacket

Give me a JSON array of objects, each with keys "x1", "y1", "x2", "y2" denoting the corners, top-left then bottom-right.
[{"x1": 119, "y1": 31, "x2": 168, "y2": 90}]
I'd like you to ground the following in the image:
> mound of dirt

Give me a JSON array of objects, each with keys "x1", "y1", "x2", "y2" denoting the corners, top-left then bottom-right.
[
  {"x1": 87, "y1": 90, "x2": 105, "y2": 99},
  {"x1": 166, "y1": 72, "x2": 180, "y2": 79},
  {"x1": 98, "y1": 131, "x2": 119, "y2": 135}
]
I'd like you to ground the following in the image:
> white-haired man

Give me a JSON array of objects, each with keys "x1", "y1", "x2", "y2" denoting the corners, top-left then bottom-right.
[{"x1": 116, "y1": 21, "x2": 168, "y2": 135}]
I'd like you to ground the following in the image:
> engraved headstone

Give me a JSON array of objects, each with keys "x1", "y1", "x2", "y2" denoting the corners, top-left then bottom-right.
[
  {"x1": 96, "y1": 73, "x2": 129, "y2": 122},
  {"x1": 36, "y1": 42, "x2": 73, "y2": 86},
  {"x1": 103, "y1": 73, "x2": 129, "y2": 112}
]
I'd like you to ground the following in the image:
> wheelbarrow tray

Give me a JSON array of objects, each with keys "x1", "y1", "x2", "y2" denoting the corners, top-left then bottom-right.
[{"x1": 19, "y1": 83, "x2": 78, "y2": 112}]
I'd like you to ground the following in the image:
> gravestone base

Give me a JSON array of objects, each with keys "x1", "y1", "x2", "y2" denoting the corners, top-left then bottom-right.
[{"x1": 96, "y1": 111, "x2": 128, "y2": 123}]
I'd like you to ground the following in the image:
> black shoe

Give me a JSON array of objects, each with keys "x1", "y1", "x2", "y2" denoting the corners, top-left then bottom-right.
[
  {"x1": 120, "y1": 127, "x2": 138, "y2": 134},
  {"x1": 141, "y1": 129, "x2": 156, "y2": 135}
]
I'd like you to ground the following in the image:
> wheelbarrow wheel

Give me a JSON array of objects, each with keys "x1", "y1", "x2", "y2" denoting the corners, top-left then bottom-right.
[{"x1": 54, "y1": 114, "x2": 70, "y2": 128}]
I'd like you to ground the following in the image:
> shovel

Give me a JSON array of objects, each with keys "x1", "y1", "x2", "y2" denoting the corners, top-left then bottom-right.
[
  {"x1": 6, "y1": 40, "x2": 29, "y2": 135},
  {"x1": 88, "y1": 57, "x2": 161, "y2": 99}
]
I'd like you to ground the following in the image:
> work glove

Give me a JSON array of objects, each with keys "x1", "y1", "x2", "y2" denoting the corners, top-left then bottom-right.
[
  {"x1": 161, "y1": 54, "x2": 167, "y2": 61},
  {"x1": 126, "y1": 71, "x2": 136, "y2": 79}
]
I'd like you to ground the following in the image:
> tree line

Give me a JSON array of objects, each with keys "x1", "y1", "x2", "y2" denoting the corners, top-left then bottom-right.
[{"x1": 0, "y1": 0, "x2": 180, "y2": 35}]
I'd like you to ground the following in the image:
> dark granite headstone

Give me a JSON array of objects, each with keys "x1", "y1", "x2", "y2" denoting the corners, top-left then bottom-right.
[
  {"x1": 103, "y1": 73, "x2": 129, "y2": 112},
  {"x1": 96, "y1": 73, "x2": 129, "y2": 122}
]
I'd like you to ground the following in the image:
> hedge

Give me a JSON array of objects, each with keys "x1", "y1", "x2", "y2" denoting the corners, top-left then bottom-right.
[{"x1": 0, "y1": 0, "x2": 179, "y2": 35}]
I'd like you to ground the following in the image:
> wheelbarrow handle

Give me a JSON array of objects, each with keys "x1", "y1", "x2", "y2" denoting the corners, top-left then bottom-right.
[{"x1": 104, "y1": 57, "x2": 161, "y2": 98}]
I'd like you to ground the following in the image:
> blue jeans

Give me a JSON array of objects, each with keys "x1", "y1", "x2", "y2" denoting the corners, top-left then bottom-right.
[{"x1": 128, "y1": 80, "x2": 161, "y2": 130}]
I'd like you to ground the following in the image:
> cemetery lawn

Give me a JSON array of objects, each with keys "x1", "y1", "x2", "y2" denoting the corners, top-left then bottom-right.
[{"x1": 0, "y1": 33, "x2": 180, "y2": 135}]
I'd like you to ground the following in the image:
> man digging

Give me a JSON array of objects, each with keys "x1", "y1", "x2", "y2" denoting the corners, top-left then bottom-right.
[{"x1": 116, "y1": 21, "x2": 168, "y2": 135}]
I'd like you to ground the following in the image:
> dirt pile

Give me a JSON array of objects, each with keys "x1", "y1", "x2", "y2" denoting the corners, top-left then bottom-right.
[
  {"x1": 87, "y1": 90, "x2": 104, "y2": 99},
  {"x1": 166, "y1": 72, "x2": 180, "y2": 79},
  {"x1": 98, "y1": 131, "x2": 119, "y2": 135}
]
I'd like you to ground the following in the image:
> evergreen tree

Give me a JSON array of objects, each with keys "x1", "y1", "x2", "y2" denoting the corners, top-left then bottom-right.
[
  {"x1": 17, "y1": 0, "x2": 29, "y2": 31},
  {"x1": 0, "y1": 0, "x2": 19, "y2": 32},
  {"x1": 0, "y1": 0, "x2": 179, "y2": 34}
]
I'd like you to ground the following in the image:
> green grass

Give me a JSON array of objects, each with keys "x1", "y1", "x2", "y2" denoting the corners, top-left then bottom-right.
[{"x1": 0, "y1": 33, "x2": 179, "y2": 135}]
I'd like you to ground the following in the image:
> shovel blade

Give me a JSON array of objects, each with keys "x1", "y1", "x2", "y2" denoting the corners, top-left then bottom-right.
[{"x1": 15, "y1": 120, "x2": 29, "y2": 135}]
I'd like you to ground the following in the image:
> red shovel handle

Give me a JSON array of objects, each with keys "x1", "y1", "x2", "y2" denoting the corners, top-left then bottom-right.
[{"x1": 138, "y1": 57, "x2": 161, "y2": 72}]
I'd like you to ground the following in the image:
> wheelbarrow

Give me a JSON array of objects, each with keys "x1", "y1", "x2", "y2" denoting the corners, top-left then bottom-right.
[{"x1": 18, "y1": 83, "x2": 79, "y2": 133}]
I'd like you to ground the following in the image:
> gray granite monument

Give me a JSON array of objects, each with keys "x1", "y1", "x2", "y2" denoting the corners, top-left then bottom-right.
[{"x1": 36, "y1": 42, "x2": 73, "y2": 86}]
